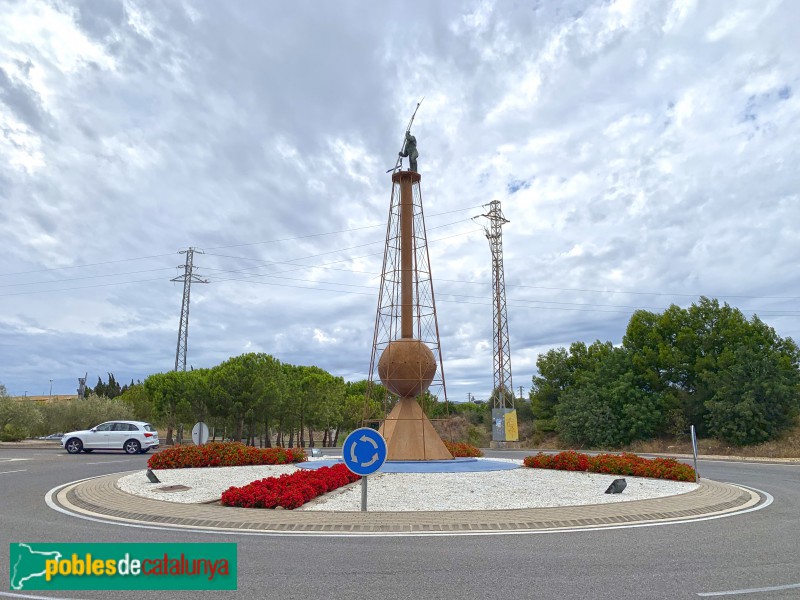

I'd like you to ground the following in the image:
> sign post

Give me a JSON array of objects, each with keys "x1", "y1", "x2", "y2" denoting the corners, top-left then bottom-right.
[
  {"x1": 342, "y1": 428, "x2": 387, "y2": 512},
  {"x1": 690, "y1": 424, "x2": 699, "y2": 482}
]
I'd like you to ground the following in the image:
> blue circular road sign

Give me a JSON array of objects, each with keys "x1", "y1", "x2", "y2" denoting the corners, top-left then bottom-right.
[{"x1": 342, "y1": 428, "x2": 387, "y2": 476}]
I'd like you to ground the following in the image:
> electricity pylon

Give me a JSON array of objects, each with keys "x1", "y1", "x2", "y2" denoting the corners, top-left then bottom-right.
[
  {"x1": 480, "y1": 200, "x2": 513, "y2": 409},
  {"x1": 171, "y1": 247, "x2": 207, "y2": 372}
]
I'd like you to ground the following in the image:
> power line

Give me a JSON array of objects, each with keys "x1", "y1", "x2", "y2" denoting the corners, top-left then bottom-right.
[
  {"x1": 201, "y1": 227, "x2": 482, "y2": 283},
  {"x1": 437, "y1": 280, "x2": 800, "y2": 301},
  {"x1": 1, "y1": 265, "x2": 795, "y2": 318},
  {"x1": 180, "y1": 275, "x2": 800, "y2": 317},
  {"x1": 9, "y1": 254, "x2": 800, "y2": 308},
  {"x1": 0, "y1": 219, "x2": 473, "y2": 291},
  {"x1": 203, "y1": 218, "x2": 474, "y2": 265},
  {"x1": 202, "y1": 205, "x2": 483, "y2": 251},
  {"x1": 0, "y1": 228, "x2": 480, "y2": 297},
  {"x1": 0, "y1": 206, "x2": 483, "y2": 279},
  {"x1": 2, "y1": 223, "x2": 800, "y2": 316},
  {"x1": 0, "y1": 266, "x2": 177, "y2": 288},
  {"x1": 0, "y1": 277, "x2": 168, "y2": 297},
  {"x1": 0, "y1": 253, "x2": 176, "y2": 278}
]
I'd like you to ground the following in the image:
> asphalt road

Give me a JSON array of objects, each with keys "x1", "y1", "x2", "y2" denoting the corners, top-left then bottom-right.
[{"x1": 1, "y1": 446, "x2": 798, "y2": 600}]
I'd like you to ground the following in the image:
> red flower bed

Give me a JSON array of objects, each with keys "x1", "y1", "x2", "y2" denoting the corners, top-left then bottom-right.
[
  {"x1": 523, "y1": 449, "x2": 589, "y2": 471},
  {"x1": 523, "y1": 451, "x2": 696, "y2": 482},
  {"x1": 221, "y1": 463, "x2": 360, "y2": 509},
  {"x1": 443, "y1": 441, "x2": 484, "y2": 457},
  {"x1": 147, "y1": 442, "x2": 306, "y2": 470}
]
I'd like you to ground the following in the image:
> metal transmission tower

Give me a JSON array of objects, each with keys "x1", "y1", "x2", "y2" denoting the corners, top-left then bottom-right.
[
  {"x1": 479, "y1": 200, "x2": 519, "y2": 443},
  {"x1": 171, "y1": 247, "x2": 208, "y2": 372}
]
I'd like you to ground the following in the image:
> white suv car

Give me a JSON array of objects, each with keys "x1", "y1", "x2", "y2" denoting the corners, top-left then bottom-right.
[{"x1": 61, "y1": 421, "x2": 159, "y2": 455}]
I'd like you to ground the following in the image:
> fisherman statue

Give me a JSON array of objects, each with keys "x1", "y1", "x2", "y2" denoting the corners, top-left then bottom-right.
[
  {"x1": 399, "y1": 131, "x2": 419, "y2": 172},
  {"x1": 386, "y1": 99, "x2": 423, "y2": 174}
]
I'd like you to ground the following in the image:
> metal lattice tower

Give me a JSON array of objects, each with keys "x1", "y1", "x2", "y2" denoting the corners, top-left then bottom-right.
[
  {"x1": 366, "y1": 172, "x2": 449, "y2": 414},
  {"x1": 481, "y1": 200, "x2": 514, "y2": 409},
  {"x1": 171, "y1": 247, "x2": 207, "y2": 372}
]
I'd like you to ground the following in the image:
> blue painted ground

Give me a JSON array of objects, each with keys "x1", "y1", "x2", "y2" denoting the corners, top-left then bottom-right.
[{"x1": 297, "y1": 457, "x2": 519, "y2": 473}]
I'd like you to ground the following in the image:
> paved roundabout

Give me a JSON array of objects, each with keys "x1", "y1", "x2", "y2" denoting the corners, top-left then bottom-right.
[
  {"x1": 50, "y1": 471, "x2": 762, "y2": 535},
  {"x1": 2, "y1": 447, "x2": 798, "y2": 599}
]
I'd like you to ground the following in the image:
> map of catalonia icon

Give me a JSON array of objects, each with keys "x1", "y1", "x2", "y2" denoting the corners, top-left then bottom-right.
[{"x1": 10, "y1": 543, "x2": 63, "y2": 590}]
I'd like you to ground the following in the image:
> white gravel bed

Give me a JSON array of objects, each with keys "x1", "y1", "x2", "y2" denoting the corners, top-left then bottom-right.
[
  {"x1": 301, "y1": 469, "x2": 698, "y2": 511},
  {"x1": 117, "y1": 464, "x2": 302, "y2": 504},
  {"x1": 117, "y1": 458, "x2": 698, "y2": 510}
]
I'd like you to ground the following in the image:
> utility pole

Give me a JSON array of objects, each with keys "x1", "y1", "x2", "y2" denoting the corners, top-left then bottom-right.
[
  {"x1": 480, "y1": 200, "x2": 513, "y2": 409},
  {"x1": 518, "y1": 385, "x2": 523, "y2": 400},
  {"x1": 478, "y1": 200, "x2": 518, "y2": 444},
  {"x1": 49, "y1": 379, "x2": 53, "y2": 400},
  {"x1": 171, "y1": 247, "x2": 208, "y2": 372}
]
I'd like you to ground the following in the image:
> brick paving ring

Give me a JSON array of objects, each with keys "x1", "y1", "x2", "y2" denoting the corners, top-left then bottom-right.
[{"x1": 46, "y1": 471, "x2": 766, "y2": 537}]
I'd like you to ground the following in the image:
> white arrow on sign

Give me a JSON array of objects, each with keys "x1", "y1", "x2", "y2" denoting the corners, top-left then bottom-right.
[
  {"x1": 350, "y1": 435, "x2": 381, "y2": 467},
  {"x1": 350, "y1": 441, "x2": 359, "y2": 463}
]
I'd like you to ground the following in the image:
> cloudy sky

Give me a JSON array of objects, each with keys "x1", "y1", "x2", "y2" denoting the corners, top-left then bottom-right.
[{"x1": 1, "y1": 0, "x2": 798, "y2": 402}]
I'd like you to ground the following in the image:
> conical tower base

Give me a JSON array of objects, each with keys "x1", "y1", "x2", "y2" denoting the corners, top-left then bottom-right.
[{"x1": 379, "y1": 398, "x2": 453, "y2": 460}]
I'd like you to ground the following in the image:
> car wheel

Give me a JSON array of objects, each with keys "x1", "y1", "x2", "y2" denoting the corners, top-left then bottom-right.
[
  {"x1": 82, "y1": 449, "x2": 94, "y2": 453},
  {"x1": 139, "y1": 447, "x2": 150, "y2": 454},
  {"x1": 65, "y1": 438, "x2": 83, "y2": 454},
  {"x1": 124, "y1": 439, "x2": 141, "y2": 454}
]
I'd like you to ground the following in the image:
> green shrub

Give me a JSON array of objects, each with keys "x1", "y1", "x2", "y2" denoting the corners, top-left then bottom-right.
[
  {"x1": 0, "y1": 389, "x2": 43, "y2": 440},
  {"x1": 40, "y1": 395, "x2": 135, "y2": 434},
  {"x1": 0, "y1": 424, "x2": 28, "y2": 442}
]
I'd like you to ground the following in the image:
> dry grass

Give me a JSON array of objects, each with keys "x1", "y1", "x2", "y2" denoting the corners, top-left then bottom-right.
[
  {"x1": 523, "y1": 424, "x2": 800, "y2": 459},
  {"x1": 627, "y1": 426, "x2": 800, "y2": 458}
]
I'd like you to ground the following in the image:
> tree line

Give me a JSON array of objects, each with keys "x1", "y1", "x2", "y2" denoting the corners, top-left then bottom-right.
[
  {"x1": 531, "y1": 298, "x2": 800, "y2": 447},
  {"x1": 117, "y1": 354, "x2": 391, "y2": 446},
  {"x1": 0, "y1": 358, "x2": 497, "y2": 446}
]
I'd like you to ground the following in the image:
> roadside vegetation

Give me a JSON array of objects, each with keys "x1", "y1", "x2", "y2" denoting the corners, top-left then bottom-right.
[
  {"x1": 2, "y1": 297, "x2": 798, "y2": 456},
  {"x1": 530, "y1": 298, "x2": 800, "y2": 455}
]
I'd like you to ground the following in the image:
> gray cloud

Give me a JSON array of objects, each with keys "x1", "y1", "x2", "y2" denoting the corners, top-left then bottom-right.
[
  {"x1": 1, "y1": 0, "x2": 799, "y2": 399},
  {"x1": 0, "y1": 66, "x2": 48, "y2": 132}
]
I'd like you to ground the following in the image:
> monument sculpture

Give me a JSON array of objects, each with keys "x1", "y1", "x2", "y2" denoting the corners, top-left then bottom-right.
[
  {"x1": 367, "y1": 102, "x2": 453, "y2": 461},
  {"x1": 398, "y1": 131, "x2": 419, "y2": 172}
]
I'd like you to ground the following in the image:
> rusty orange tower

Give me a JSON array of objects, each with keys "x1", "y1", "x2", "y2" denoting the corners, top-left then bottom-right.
[{"x1": 366, "y1": 168, "x2": 452, "y2": 461}]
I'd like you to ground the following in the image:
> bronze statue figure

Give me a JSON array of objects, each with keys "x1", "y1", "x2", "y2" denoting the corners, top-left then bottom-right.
[
  {"x1": 386, "y1": 98, "x2": 423, "y2": 174},
  {"x1": 399, "y1": 131, "x2": 419, "y2": 172}
]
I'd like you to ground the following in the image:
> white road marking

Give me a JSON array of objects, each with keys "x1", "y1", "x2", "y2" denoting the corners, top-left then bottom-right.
[
  {"x1": 85, "y1": 461, "x2": 123, "y2": 465},
  {"x1": 697, "y1": 459, "x2": 800, "y2": 467},
  {"x1": 0, "y1": 458, "x2": 30, "y2": 462},
  {"x1": 0, "y1": 591, "x2": 82, "y2": 600},
  {"x1": 698, "y1": 582, "x2": 800, "y2": 596},
  {"x1": 0, "y1": 470, "x2": 27, "y2": 475}
]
